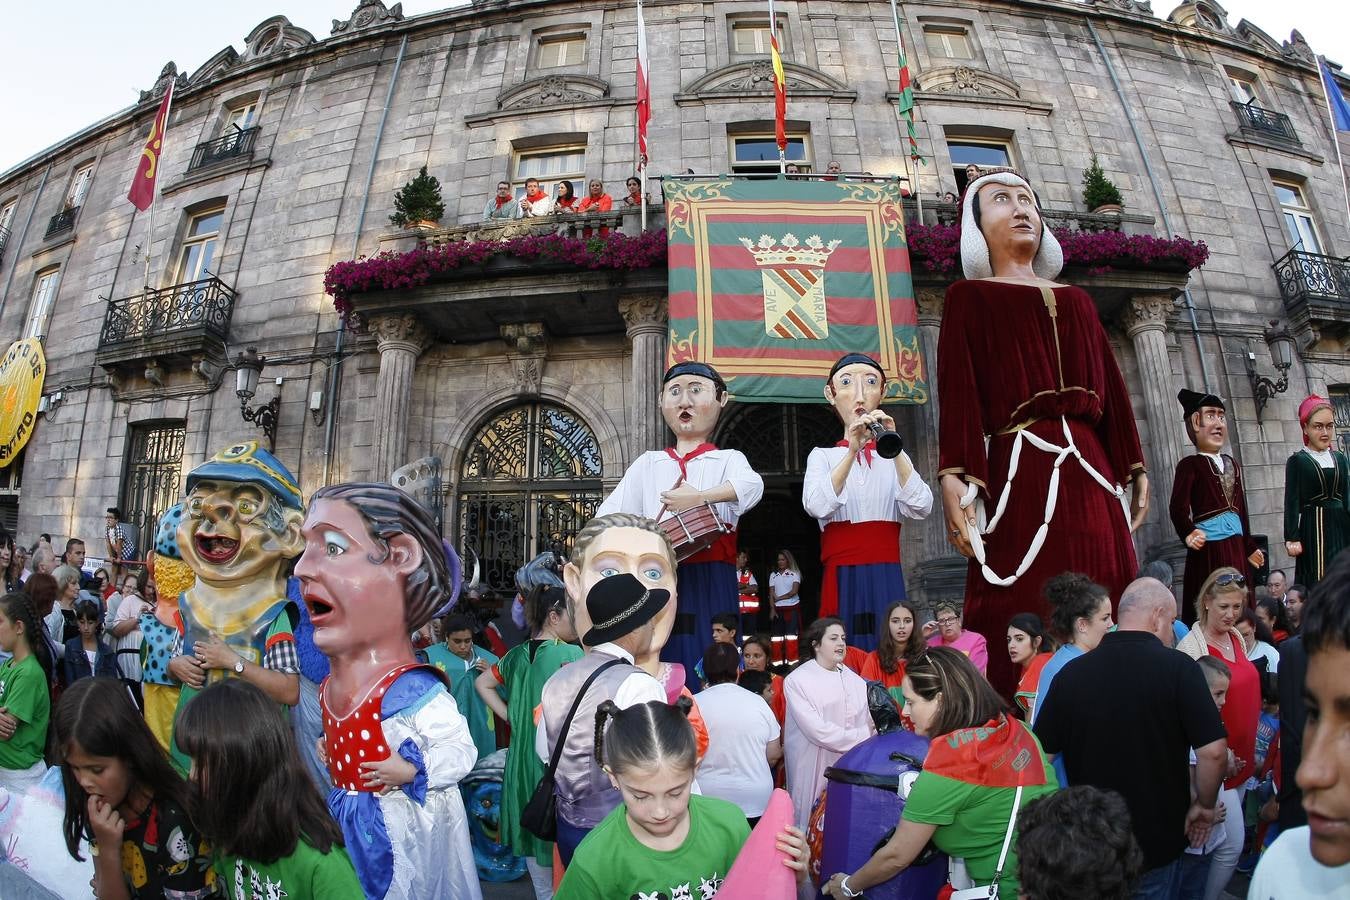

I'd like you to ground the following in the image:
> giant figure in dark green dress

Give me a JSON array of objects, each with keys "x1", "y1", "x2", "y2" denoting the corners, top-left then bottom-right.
[{"x1": 1284, "y1": 394, "x2": 1350, "y2": 590}]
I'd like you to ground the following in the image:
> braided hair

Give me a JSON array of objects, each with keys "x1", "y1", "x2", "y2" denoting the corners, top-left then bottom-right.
[
  {"x1": 593, "y1": 697, "x2": 695, "y2": 774},
  {"x1": 2, "y1": 591, "x2": 54, "y2": 686}
]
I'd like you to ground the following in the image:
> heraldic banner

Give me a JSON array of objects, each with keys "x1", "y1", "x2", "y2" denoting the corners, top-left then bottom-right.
[{"x1": 663, "y1": 177, "x2": 926, "y2": 404}]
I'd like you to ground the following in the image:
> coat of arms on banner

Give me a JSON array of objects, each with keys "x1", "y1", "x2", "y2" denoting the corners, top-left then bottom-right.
[
  {"x1": 740, "y1": 234, "x2": 841, "y2": 340},
  {"x1": 664, "y1": 177, "x2": 926, "y2": 404}
]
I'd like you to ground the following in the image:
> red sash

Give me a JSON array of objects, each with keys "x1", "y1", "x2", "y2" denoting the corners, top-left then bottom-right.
[
  {"x1": 686, "y1": 529, "x2": 737, "y2": 565},
  {"x1": 924, "y1": 714, "x2": 1049, "y2": 788},
  {"x1": 819, "y1": 520, "x2": 901, "y2": 616}
]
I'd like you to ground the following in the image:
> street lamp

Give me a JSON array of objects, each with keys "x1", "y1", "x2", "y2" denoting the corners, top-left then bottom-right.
[
  {"x1": 1246, "y1": 320, "x2": 1296, "y2": 419},
  {"x1": 234, "y1": 346, "x2": 281, "y2": 449}
]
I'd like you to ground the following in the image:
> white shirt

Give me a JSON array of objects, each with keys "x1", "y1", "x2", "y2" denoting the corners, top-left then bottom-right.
[
  {"x1": 802, "y1": 447, "x2": 933, "y2": 528},
  {"x1": 1246, "y1": 639, "x2": 1279, "y2": 674},
  {"x1": 597, "y1": 448, "x2": 764, "y2": 527},
  {"x1": 111, "y1": 593, "x2": 152, "y2": 680},
  {"x1": 769, "y1": 570, "x2": 802, "y2": 608},
  {"x1": 535, "y1": 641, "x2": 665, "y2": 762},
  {"x1": 1200, "y1": 451, "x2": 1227, "y2": 473},
  {"x1": 1304, "y1": 447, "x2": 1335, "y2": 468},
  {"x1": 520, "y1": 193, "x2": 552, "y2": 217},
  {"x1": 695, "y1": 682, "x2": 779, "y2": 817},
  {"x1": 1249, "y1": 827, "x2": 1350, "y2": 899}
]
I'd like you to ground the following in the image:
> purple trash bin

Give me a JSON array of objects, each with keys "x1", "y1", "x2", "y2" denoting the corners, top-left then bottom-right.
[{"x1": 819, "y1": 729, "x2": 948, "y2": 899}]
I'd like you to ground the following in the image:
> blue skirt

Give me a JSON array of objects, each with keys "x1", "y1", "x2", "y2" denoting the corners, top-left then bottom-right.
[
  {"x1": 835, "y1": 562, "x2": 906, "y2": 652},
  {"x1": 670, "y1": 560, "x2": 738, "y2": 691}
]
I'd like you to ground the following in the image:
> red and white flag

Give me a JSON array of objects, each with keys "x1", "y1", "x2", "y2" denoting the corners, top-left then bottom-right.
[
  {"x1": 128, "y1": 83, "x2": 174, "y2": 211},
  {"x1": 636, "y1": 0, "x2": 651, "y2": 169}
]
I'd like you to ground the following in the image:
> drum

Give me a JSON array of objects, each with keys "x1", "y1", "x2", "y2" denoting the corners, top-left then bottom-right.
[
  {"x1": 660, "y1": 503, "x2": 730, "y2": 562},
  {"x1": 816, "y1": 730, "x2": 948, "y2": 899}
]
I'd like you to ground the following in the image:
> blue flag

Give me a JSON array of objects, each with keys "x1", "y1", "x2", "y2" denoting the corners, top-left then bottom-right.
[{"x1": 1321, "y1": 59, "x2": 1350, "y2": 132}]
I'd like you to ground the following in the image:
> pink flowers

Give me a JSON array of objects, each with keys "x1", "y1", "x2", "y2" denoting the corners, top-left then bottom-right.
[
  {"x1": 905, "y1": 224, "x2": 1209, "y2": 275},
  {"x1": 324, "y1": 229, "x2": 669, "y2": 319}
]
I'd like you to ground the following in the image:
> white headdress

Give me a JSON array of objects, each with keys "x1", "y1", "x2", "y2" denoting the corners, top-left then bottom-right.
[{"x1": 959, "y1": 172, "x2": 1064, "y2": 281}]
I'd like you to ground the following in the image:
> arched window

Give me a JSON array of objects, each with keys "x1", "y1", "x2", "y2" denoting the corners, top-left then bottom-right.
[{"x1": 458, "y1": 402, "x2": 603, "y2": 592}]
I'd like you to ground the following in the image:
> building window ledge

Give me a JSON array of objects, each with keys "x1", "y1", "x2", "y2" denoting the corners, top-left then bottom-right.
[
  {"x1": 1224, "y1": 133, "x2": 1323, "y2": 166},
  {"x1": 162, "y1": 156, "x2": 271, "y2": 197}
]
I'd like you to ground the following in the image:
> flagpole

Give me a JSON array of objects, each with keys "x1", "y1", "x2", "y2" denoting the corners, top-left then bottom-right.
[
  {"x1": 636, "y1": 0, "x2": 649, "y2": 231},
  {"x1": 769, "y1": 0, "x2": 786, "y2": 174},
  {"x1": 1316, "y1": 56, "x2": 1350, "y2": 227},
  {"x1": 144, "y1": 83, "x2": 175, "y2": 289},
  {"x1": 888, "y1": 0, "x2": 922, "y2": 223}
]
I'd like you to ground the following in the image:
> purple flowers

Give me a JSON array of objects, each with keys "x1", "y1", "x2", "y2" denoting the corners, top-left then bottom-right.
[
  {"x1": 904, "y1": 224, "x2": 1209, "y2": 276},
  {"x1": 324, "y1": 229, "x2": 669, "y2": 319}
]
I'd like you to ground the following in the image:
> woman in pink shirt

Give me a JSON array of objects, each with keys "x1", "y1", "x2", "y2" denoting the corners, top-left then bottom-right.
[{"x1": 927, "y1": 602, "x2": 989, "y2": 675}]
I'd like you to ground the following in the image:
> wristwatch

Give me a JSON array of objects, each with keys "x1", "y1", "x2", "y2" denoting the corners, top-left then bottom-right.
[{"x1": 233, "y1": 656, "x2": 245, "y2": 674}]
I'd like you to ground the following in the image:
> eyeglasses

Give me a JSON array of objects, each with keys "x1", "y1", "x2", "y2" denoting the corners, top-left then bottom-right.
[
  {"x1": 936, "y1": 617, "x2": 959, "y2": 626},
  {"x1": 1213, "y1": 573, "x2": 1246, "y2": 588}
]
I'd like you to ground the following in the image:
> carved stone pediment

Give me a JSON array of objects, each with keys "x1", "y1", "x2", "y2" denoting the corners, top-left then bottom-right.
[
  {"x1": 1166, "y1": 2, "x2": 1235, "y2": 36},
  {"x1": 333, "y1": 1, "x2": 404, "y2": 36},
  {"x1": 190, "y1": 47, "x2": 240, "y2": 85},
  {"x1": 1234, "y1": 21, "x2": 1281, "y2": 55},
  {"x1": 244, "y1": 16, "x2": 316, "y2": 60},
  {"x1": 1282, "y1": 30, "x2": 1315, "y2": 64},
  {"x1": 916, "y1": 66, "x2": 1020, "y2": 100},
  {"x1": 681, "y1": 59, "x2": 851, "y2": 98},
  {"x1": 1084, "y1": 0, "x2": 1153, "y2": 13},
  {"x1": 497, "y1": 75, "x2": 610, "y2": 110},
  {"x1": 140, "y1": 62, "x2": 189, "y2": 103}
]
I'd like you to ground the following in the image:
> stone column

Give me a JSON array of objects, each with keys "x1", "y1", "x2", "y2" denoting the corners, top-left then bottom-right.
[
  {"x1": 618, "y1": 295, "x2": 668, "y2": 458},
  {"x1": 907, "y1": 287, "x2": 967, "y2": 612},
  {"x1": 1123, "y1": 293, "x2": 1187, "y2": 529},
  {"x1": 370, "y1": 312, "x2": 430, "y2": 481}
]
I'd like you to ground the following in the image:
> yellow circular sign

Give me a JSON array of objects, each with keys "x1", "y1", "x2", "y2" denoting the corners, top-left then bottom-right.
[{"x1": 0, "y1": 339, "x2": 46, "y2": 469}]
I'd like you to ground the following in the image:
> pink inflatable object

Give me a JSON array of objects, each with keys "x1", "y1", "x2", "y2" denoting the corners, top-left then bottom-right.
[{"x1": 718, "y1": 788, "x2": 798, "y2": 900}]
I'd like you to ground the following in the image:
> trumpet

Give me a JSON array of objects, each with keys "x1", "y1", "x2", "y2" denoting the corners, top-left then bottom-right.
[{"x1": 866, "y1": 421, "x2": 904, "y2": 459}]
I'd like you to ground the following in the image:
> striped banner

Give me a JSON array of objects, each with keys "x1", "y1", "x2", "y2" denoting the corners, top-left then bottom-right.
[
  {"x1": 890, "y1": 0, "x2": 925, "y2": 165},
  {"x1": 664, "y1": 177, "x2": 927, "y2": 404}
]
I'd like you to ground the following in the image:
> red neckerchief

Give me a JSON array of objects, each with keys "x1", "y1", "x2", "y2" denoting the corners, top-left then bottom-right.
[
  {"x1": 556, "y1": 197, "x2": 576, "y2": 209},
  {"x1": 837, "y1": 439, "x2": 876, "y2": 466},
  {"x1": 495, "y1": 195, "x2": 510, "y2": 208},
  {"x1": 665, "y1": 443, "x2": 717, "y2": 481},
  {"x1": 923, "y1": 714, "x2": 1050, "y2": 788},
  {"x1": 628, "y1": 192, "x2": 642, "y2": 204},
  {"x1": 525, "y1": 190, "x2": 546, "y2": 203}
]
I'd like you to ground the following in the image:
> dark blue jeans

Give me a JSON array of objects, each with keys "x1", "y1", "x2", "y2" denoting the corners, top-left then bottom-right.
[
  {"x1": 556, "y1": 816, "x2": 593, "y2": 867},
  {"x1": 1175, "y1": 852, "x2": 1212, "y2": 900},
  {"x1": 1132, "y1": 858, "x2": 1182, "y2": 900}
]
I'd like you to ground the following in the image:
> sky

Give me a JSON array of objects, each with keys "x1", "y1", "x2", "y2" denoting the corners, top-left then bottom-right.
[{"x1": 0, "y1": 0, "x2": 1346, "y2": 174}]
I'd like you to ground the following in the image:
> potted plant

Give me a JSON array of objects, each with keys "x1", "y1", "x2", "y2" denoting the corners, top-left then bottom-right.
[
  {"x1": 389, "y1": 166, "x2": 445, "y2": 230},
  {"x1": 1081, "y1": 154, "x2": 1124, "y2": 215}
]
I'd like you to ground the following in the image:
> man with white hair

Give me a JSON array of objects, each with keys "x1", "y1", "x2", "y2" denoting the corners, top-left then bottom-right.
[{"x1": 935, "y1": 170, "x2": 1149, "y2": 695}]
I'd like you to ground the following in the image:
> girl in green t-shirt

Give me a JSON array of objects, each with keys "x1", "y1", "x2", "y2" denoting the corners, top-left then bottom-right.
[
  {"x1": 556, "y1": 697, "x2": 811, "y2": 900},
  {"x1": 177, "y1": 678, "x2": 362, "y2": 899},
  {"x1": 0, "y1": 590, "x2": 54, "y2": 791},
  {"x1": 55, "y1": 676, "x2": 216, "y2": 900}
]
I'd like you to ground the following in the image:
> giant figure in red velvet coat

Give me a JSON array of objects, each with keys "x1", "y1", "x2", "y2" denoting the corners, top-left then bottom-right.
[{"x1": 936, "y1": 172, "x2": 1150, "y2": 697}]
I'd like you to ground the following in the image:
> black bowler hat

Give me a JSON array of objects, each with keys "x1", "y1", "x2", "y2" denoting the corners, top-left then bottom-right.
[
  {"x1": 584, "y1": 573, "x2": 672, "y2": 645},
  {"x1": 1177, "y1": 389, "x2": 1225, "y2": 418}
]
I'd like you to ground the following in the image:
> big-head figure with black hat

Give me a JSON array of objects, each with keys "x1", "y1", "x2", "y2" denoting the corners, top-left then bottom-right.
[
  {"x1": 596, "y1": 361, "x2": 763, "y2": 691},
  {"x1": 1170, "y1": 389, "x2": 1262, "y2": 618},
  {"x1": 540, "y1": 568, "x2": 669, "y2": 863},
  {"x1": 801, "y1": 353, "x2": 933, "y2": 652},
  {"x1": 934, "y1": 171, "x2": 1150, "y2": 696}
]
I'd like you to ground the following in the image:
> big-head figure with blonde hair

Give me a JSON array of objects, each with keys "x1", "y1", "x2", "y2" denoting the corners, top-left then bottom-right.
[
  {"x1": 936, "y1": 171, "x2": 1149, "y2": 697},
  {"x1": 295, "y1": 482, "x2": 481, "y2": 900}
]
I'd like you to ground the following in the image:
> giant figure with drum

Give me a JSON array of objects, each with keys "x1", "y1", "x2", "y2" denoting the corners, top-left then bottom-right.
[{"x1": 597, "y1": 361, "x2": 763, "y2": 689}]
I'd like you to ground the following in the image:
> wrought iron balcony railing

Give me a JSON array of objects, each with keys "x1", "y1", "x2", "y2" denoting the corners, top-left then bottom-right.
[
  {"x1": 1273, "y1": 248, "x2": 1350, "y2": 310},
  {"x1": 0, "y1": 224, "x2": 9, "y2": 264},
  {"x1": 1231, "y1": 101, "x2": 1300, "y2": 144},
  {"x1": 99, "y1": 276, "x2": 237, "y2": 347},
  {"x1": 45, "y1": 206, "x2": 78, "y2": 238},
  {"x1": 187, "y1": 126, "x2": 261, "y2": 173}
]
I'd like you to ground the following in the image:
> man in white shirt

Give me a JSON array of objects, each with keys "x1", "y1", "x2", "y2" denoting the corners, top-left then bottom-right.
[
  {"x1": 598, "y1": 361, "x2": 763, "y2": 688},
  {"x1": 517, "y1": 177, "x2": 551, "y2": 217},
  {"x1": 1249, "y1": 556, "x2": 1350, "y2": 898},
  {"x1": 803, "y1": 353, "x2": 932, "y2": 650}
]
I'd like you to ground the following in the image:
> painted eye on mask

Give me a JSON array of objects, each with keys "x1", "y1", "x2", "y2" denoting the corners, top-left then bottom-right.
[
  {"x1": 599, "y1": 566, "x2": 620, "y2": 578},
  {"x1": 642, "y1": 566, "x2": 664, "y2": 581}
]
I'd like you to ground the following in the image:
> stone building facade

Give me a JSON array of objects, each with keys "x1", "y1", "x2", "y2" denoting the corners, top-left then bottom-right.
[{"x1": 0, "y1": 0, "x2": 1346, "y2": 608}]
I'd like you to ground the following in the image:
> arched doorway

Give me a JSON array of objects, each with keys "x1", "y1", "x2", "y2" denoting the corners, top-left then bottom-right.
[
  {"x1": 457, "y1": 402, "x2": 604, "y2": 593},
  {"x1": 714, "y1": 403, "x2": 839, "y2": 630}
]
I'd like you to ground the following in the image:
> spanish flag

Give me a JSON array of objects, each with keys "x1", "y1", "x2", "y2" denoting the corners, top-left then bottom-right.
[
  {"x1": 128, "y1": 82, "x2": 174, "y2": 211},
  {"x1": 768, "y1": 0, "x2": 786, "y2": 153}
]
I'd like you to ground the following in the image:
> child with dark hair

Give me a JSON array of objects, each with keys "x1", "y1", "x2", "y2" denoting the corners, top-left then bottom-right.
[
  {"x1": 557, "y1": 698, "x2": 809, "y2": 899},
  {"x1": 1255, "y1": 596, "x2": 1292, "y2": 644},
  {"x1": 695, "y1": 611, "x2": 742, "y2": 685},
  {"x1": 1016, "y1": 785, "x2": 1143, "y2": 900},
  {"x1": 54, "y1": 677, "x2": 215, "y2": 899},
  {"x1": 62, "y1": 596, "x2": 120, "y2": 685},
  {"x1": 1178, "y1": 655, "x2": 1234, "y2": 900},
  {"x1": 425, "y1": 611, "x2": 500, "y2": 761},
  {"x1": 1250, "y1": 553, "x2": 1350, "y2": 895},
  {"x1": 1008, "y1": 611, "x2": 1056, "y2": 719},
  {"x1": 178, "y1": 679, "x2": 361, "y2": 897},
  {"x1": 0, "y1": 590, "x2": 53, "y2": 792}
]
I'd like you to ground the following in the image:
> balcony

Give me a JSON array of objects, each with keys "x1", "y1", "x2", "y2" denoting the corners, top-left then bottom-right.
[
  {"x1": 45, "y1": 206, "x2": 78, "y2": 239},
  {"x1": 1274, "y1": 248, "x2": 1350, "y2": 340},
  {"x1": 187, "y1": 126, "x2": 260, "y2": 173},
  {"x1": 1231, "y1": 101, "x2": 1300, "y2": 145},
  {"x1": 95, "y1": 276, "x2": 236, "y2": 372},
  {"x1": 0, "y1": 224, "x2": 9, "y2": 264}
]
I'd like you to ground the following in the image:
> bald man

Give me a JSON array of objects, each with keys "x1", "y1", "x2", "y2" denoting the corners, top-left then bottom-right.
[{"x1": 1035, "y1": 577, "x2": 1228, "y2": 894}]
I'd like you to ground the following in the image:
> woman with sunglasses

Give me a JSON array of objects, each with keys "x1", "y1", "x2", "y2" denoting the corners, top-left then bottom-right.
[
  {"x1": 1176, "y1": 566, "x2": 1260, "y2": 900},
  {"x1": 821, "y1": 647, "x2": 1057, "y2": 899}
]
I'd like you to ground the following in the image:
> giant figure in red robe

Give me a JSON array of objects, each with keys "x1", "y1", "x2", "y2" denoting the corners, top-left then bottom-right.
[{"x1": 936, "y1": 172, "x2": 1150, "y2": 697}]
